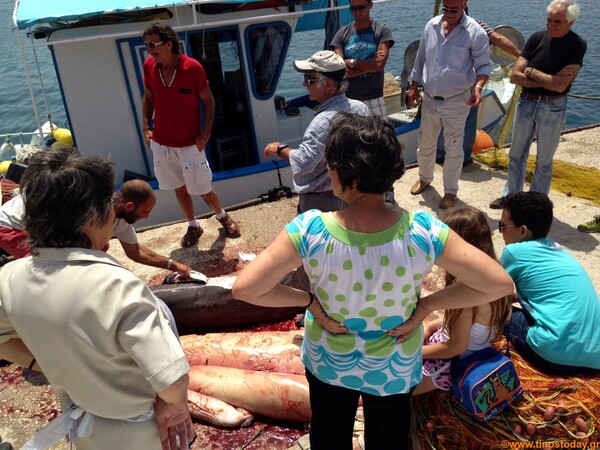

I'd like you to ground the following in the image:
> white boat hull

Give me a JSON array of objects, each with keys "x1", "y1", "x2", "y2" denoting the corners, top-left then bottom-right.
[
  {"x1": 137, "y1": 165, "x2": 294, "y2": 228},
  {"x1": 8, "y1": 3, "x2": 517, "y2": 229}
]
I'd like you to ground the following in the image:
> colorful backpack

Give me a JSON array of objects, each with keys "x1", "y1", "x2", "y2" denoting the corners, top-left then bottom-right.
[{"x1": 450, "y1": 346, "x2": 523, "y2": 421}]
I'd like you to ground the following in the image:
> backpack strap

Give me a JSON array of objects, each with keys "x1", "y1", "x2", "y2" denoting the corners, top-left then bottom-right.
[{"x1": 504, "y1": 320, "x2": 511, "y2": 357}]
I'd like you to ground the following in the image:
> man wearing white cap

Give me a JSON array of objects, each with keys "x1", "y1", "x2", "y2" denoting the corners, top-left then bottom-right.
[{"x1": 264, "y1": 50, "x2": 370, "y2": 213}]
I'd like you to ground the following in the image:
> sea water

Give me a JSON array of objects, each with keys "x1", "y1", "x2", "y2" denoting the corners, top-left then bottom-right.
[{"x1": 0, "y1": 0, "x2": 599, "y2": 138}]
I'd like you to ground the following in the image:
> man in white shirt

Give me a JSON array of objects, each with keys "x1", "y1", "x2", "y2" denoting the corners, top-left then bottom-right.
[
  {"x1": 0, "y1": 179, "x2": 191, "y2": 275},
  {"x1": 111, "y1": 179, "x2": 191, "y2": 275},
  {"x1": 407, "y1": 0, "x2": 491, "y2": 209}
]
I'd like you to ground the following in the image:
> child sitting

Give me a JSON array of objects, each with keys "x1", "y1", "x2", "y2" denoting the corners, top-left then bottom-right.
[{"x1": 414, "y1": 207, "x2": 512, "y2": 395}]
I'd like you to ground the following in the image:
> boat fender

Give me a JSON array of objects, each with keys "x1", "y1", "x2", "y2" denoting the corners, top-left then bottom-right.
[
  {"x1": 0, "y1": 160, "x2": 13, "y2": 174},
  {"x1": 54, "y1": 128, "x2": 73, "y2": 146},
  {"x1": 0, "y1": 139, "x2": 16, "y2": 160},
  {"x1": 472, "y1": 129, "x2": 494, "y2": 154}
]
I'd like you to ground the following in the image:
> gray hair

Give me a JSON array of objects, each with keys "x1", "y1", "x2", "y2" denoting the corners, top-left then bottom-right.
[
  {"x1": 333, "y1": 79, "x2": 349, "y2": 95},
  {"x1": 547, "y1": 0, "x2": 580, "y2": 23},
  {"x1": 22, "y1": 151, "x2": 115, "y2": 253}
]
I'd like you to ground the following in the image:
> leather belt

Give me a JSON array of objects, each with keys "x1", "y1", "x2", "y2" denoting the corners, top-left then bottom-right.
[
  {"x1": 430, "y1": 89, "x2": 470, "y2": 101},
  {"x1": 519, "y1": 92, "x2": 567, "y2": 102}
]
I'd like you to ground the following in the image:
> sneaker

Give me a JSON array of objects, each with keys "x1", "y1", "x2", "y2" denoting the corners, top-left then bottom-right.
[
  {"x1": 489, "y1": 197, "x2": 505, "y2": 210},
  {"x1": 217, "y1": 212, "x2": 240, "y2": 238},
  {"x1": 577, "y1": 215, "x2": 600, "y2": 233},
  {"x1": 180, "y1": 225, "x2": 203, "y2": 248}
]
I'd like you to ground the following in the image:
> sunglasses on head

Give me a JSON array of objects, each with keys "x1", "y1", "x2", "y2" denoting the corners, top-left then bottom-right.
[
  {"x1": 304, "y1": 74, "x2": 324, "y2": 85},
  {"x1": 441, "y1": 5, "x2": 460, "y2": 13},
  {"x1": 145, "y1": 41, "x2": 165, "y2": 49},
  {"x1": 350, "y1": 4, "x2": 369, "y2": 12}
]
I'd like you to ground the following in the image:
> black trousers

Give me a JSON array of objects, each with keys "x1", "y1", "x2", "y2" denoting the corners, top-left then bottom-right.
[{"x1": 306, "y1": 369, "x2": 413, "y2": 450}]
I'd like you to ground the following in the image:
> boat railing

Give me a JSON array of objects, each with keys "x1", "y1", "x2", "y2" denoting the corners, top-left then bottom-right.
[{"x1": 0, "y1": 131, "x2": 43, "y2": 140}]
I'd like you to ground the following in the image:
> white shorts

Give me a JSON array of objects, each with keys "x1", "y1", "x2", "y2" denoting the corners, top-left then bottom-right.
[{"x1": 150, "y1": 141, "x2": 213, "y2": 196}]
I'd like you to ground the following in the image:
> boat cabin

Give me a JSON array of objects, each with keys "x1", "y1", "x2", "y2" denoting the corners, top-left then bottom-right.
[{"x1": 13, "y1": 0, "x2": 352, "y2": 225}]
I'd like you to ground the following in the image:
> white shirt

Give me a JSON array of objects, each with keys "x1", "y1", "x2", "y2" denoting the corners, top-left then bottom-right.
[
  {"x1": 0, "y1": 194, "x2": 139, "y2": 246},
  {"x1": 112, "y1": 217, "x2": 138, "y2": 244},
  {"x1": 0, "y1": 194, "x2": 25, "y2": 230}
]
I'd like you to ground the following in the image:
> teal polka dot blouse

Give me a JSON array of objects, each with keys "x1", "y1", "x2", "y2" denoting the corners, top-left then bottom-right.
[{"x1": 286, "y1": 209, "x2": 449, "y2": 395}]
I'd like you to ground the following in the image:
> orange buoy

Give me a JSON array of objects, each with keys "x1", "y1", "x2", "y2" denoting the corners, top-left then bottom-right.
[{"x1": 472, "y1": 129, "x2": 494, "y2": 154}]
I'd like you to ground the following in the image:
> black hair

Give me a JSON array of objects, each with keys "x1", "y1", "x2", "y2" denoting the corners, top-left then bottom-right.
[
  {"x1": 325, "y1": 113, "x2": 405, "y2": 194},
  {"x1": 143, "y1": 21, "x2": 180, "y2": 54},
  {"x1": 21, "y1": 151, "x2": 115, "y2": 253},
  {"x1": 503, "y1": 192, "x2": 554, "y2": 238}
]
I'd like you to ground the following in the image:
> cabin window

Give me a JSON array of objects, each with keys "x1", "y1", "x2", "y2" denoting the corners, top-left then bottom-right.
[
  {"x1": 187, "y1": 29, "x2": 257, "y2": 173},
  {"x1": 123, "y1": 27, "x2": 262, "y2": 176},
  {"x1": 246, "y1": 23, "x2": 291, "y2": 99}
]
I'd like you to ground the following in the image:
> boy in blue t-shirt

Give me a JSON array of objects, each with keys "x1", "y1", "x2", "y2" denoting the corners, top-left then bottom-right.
[{"x1": 498, "y1": 192, "x2": 600, "y2": 375}]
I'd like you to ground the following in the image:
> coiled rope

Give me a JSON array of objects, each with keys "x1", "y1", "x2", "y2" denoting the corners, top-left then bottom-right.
[{"x1": 16, "y1": 145, "x2": 44, "y2": 164}]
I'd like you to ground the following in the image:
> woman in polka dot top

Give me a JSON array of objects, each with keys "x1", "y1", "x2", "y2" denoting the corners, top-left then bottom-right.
[{"x1": 233, "y1": 113, "x2": 514, "y2": 450}]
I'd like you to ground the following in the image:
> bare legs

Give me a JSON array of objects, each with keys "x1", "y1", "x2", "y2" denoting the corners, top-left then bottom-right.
[{"x1": 175, "y1": 185, "x2": 223, "y2": 220}]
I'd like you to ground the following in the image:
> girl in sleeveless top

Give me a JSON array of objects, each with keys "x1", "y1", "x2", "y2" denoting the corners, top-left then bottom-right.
[{"x1": 414, "y1": 207, "x2": 513, "y2": 395}]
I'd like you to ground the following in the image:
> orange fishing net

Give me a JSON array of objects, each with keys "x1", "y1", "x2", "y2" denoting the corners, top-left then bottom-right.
[{"x1": 412, "y1": 342, "x2": 600, "y2": 449}]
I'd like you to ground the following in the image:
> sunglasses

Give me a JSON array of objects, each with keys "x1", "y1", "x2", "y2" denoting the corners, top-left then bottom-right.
[
  {"x1": 145, "y1": 41, "x2": 165, "y2": 49},
  {"x1": 498, "y1": 221, "x2": 520, "y2": 231},
  {"x1": 304, "y1": 74, "x2": 324, "y2": 85},
  {"x1": 350, "y1": 4, "x2": 369, "y2": 12},
  {"x1": 441, "y1": 5, "x2": 460, "y2": 13}
]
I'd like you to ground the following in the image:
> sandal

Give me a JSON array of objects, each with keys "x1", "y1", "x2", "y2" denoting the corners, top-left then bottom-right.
[{"x1": 181, "y1": 225, "x2": 203, "y2": 248}]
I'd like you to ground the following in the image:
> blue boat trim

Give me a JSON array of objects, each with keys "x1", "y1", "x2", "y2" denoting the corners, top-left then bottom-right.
[{"x1": 394, "y1": 120, "x2": 420, "y2": 135}]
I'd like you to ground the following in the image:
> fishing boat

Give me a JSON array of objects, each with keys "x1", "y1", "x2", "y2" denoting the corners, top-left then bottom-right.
[{"x1": 7, "y1": 0, "x2": 523, "y2": 227}]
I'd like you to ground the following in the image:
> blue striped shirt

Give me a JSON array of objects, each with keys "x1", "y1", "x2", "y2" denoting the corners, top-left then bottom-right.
[
  {"x1": 289, "y1": 94, "x2": 370, "y2": 194},
  {"x1": 411, "y1": 14, "x2": 491, "y2": 98}
]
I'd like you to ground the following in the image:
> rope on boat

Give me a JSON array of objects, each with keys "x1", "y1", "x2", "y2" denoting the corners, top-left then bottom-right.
[
  {"x1": 16, "y1": 145, "x2": 44, "y2": 164},
  {"x1": 568, "y1": 93, "x2": 600, "y2": 101}
]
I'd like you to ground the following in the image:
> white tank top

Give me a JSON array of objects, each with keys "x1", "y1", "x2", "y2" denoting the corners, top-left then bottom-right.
[{"x1": 465, "y1": 322, "x2": 496, "y2": 354}]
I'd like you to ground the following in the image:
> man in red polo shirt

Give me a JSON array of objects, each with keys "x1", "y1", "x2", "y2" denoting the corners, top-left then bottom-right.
[{"x1": 142, "y1": 22, "x2": 240, "y2": 248}]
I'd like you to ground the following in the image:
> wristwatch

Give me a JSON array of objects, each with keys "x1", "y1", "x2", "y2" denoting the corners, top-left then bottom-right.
[
  {"x1": 276, "y1": 143, "x2": 289, "y2": 157},
  {"x1": 348, "y1": 59, "x2": 356, "y2": 69}
]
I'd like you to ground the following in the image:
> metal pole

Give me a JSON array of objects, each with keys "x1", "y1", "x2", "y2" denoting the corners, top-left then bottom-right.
[
  {"x1": 31, "y1": 41, "x2": 51, "y2": 119},
  {"x1": 14, "y1": 18, "x2": 44, "y2": 144}
]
